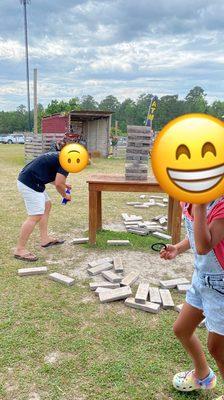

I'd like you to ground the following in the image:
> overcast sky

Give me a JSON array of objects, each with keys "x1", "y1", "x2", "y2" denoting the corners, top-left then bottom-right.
[{"x1": 0, "y1": 0, "x2": 224, "y2": 110}]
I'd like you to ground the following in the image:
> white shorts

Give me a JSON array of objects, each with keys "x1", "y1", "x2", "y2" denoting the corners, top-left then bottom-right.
[{"x1": 17, "y1": 180, "x2": 50, "y2": 216}]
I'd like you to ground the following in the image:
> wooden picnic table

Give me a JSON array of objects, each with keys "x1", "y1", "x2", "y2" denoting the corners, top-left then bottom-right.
[{"x1": 87, "y1": 174, "x2": 182, "y2": 245}]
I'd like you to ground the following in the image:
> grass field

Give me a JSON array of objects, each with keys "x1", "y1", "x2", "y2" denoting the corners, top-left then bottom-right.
[{"x1": 0, "y1": 145, "x2": 223, "y2": 400}]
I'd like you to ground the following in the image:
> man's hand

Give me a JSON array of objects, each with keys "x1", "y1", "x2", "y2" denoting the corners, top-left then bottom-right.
[
  {"x1": 160, "y1": 244, "x2": 178, "y2": 260},
  {"x1": 65, "y1": 194, "x2": 71, "y2": 202}
]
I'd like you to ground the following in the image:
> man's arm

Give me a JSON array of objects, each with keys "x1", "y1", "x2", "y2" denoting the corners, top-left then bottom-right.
[
  {"x1": 194, "y1": 204, "x2": 224, "y2": 254},
  {"x1": 54, "y1": 173, "x2": 71, "y2": 199}
]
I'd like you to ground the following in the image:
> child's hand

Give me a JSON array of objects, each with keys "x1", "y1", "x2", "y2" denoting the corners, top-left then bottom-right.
[
  {"x1": 65, "y1": 194, "x2": 71, "y2": 202},
  {"x1": 160, "y1": 244, "x2": 178, "y2": 260},
  {"x1": 66, "y1": 184, "x2": 72, "y2": 190}
]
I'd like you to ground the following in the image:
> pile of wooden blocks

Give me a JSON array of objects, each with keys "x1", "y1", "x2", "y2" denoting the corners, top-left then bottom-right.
[
  {"x1": 88, "y1": 257, "x2": 204, "y2": 321},
  {"x1": 121, "y1": 212, "x2": 171, "y2": 240},
  {"x1": 125, "y1": 126, "x2": 152, "y2": 181}
]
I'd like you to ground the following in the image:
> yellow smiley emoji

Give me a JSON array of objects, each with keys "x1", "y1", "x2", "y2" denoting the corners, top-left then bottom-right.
[
  {"x1": 59, "y1": 143, "x2": 89, "y2": 173},
  {"x1": 151, "y1": 114, "x2": 224, "y2": 203}
]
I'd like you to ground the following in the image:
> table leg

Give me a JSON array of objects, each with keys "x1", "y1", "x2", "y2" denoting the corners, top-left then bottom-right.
[
  {"x1": 89, "y1": 190, "x2": 98, "y2": 245},
  {"x1": 97, "y1": 191, "x2": 102, "y2": 230},
  {"x1": 171, "y1": 200, "x2": 182, "y2": 244},
  {"x1": 167, "y1": 196, "x2": 174, "y2": 234}
]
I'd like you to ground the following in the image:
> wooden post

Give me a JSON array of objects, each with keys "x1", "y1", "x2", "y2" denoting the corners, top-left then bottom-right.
[{"x1": 33, "y1": 68, "x2": 38, "y2": 134}]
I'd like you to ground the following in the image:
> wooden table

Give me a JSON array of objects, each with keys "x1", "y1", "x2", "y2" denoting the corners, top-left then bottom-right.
[{"x1": 87, "y1": 174, "x2": 182, "y2": 245}]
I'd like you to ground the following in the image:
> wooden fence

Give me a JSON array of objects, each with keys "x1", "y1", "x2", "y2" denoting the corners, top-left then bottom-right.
[{"x1": 24, "y1": 133, "x2": 64, "y2": 162}]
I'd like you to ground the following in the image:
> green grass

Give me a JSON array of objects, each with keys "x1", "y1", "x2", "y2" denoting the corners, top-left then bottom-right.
[{"x1": 0, "y1": 144, "x2": 223, "y2": 399}]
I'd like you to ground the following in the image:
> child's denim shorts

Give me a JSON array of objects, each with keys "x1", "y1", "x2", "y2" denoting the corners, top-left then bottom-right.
[{"x1": 186, "y1": 270, "x2": 224, "y2": 336}]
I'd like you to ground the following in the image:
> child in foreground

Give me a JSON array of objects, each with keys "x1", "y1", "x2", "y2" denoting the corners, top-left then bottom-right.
[{"x1": 160, "y1": 199, "x2": 224, "y2": 400}]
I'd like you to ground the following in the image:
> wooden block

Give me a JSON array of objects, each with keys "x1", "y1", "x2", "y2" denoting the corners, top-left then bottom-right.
[
  {"x1": 113, "y1": 257, "x2": 124, "y2": 273},
  {"x1": 177, "y1": 284, "x2": 191, "y2": 293},
  {"x1": 87, "y1": 262, "x2": 113, "y2": 276},
  {"x1": 95, "y1": 287, "x2": 117, "y2": 296},
  {"x1": 49, "y1": 272, "x2": 75, "y2": 286},
  {"x1": 152, "y1": 214, "x2": 164, "y2": 221},
  {"x1": 160, "y1": 278, "x2": 190, "y2": 289},
  {"x1": 18, "y1": 267, "x2": 48, "y2": 277},
  {"x1": 159, "y1": 289, "x2": 174, "y2": 309},
  {"x1": 155, "y1": 202, "x2": 167, "y2": 207},
  {"x1": 71, "y1": 237, "x2": 89, "y2": 244},
  {"x1": 140, "y1": 195, "x2": 146, "y2": 199},
  {"x1": 198, "y1": 318, "x2": 206, "y2": 328},
  {"x1": 102, "y1": 270, "x2": 122, "y2": 283},
  {"x1": 107, "y1": 240, "x2": 130, "y2": 246},
  {"x1": 99, "y1": 286, "x2": 132, "y2": 303},
  {"x1": 121, "y1": 271, "x2": 139, "y2": 287},
  {"x1": 124, "y1": 221, "x2": 140, "y2": 226},
  {"x1": 126, "y1": 202, "x2": 142, "y2": 206},
  {"x1": 125, "y1": 297, "x2": 160, "y2": 313},
  {"x1": 175, "y1": 303, "x2": 183, "y2": 313},
  {"x1": 149, "y1": 287, "x2": 162, "y2": 304},
  {"x1": 150, "y1": 196, "x2": 164, "y2": 200},
  {"x1": 89, "y1": 282, "x2": 120, "y2": 290},
  {"x1": 88, "y1": 257, "x2": 113, "y2": 268},
  {"x1": 152, "y1": 231, "x2": 171, "y2": 240},
  {"x1": 121, "y1": 213, "x2": 129, "y2": 220},
  {"x1": 135, "y1": 283, "x2": 150, "y2": 303},
  {"x1": 163, "y1": 198, "x2": 168, "y2": 203},
  {"x1": 127, "y1": 228, "x2": 148, "y2": 236},
  {"x1": 134, "y1": 204, "x2": 149, "y2": 208},
  {"x1": 159, "y1": 217, "x2": 167, "y2": 225}
]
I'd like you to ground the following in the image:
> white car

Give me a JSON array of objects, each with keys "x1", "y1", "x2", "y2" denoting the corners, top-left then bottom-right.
[{"x1": 2, "y1": 134, "x2": 25, "y2": 144}]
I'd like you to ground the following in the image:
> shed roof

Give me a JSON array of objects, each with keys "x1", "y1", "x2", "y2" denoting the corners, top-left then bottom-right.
[{"x1": 42, "y1": 110, "x2": 113, "y2": 122}]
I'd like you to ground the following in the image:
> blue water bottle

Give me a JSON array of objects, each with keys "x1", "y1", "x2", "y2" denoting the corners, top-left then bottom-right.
[{"x1": 61, "y1": 188, "x2": 71, "y2": 205}]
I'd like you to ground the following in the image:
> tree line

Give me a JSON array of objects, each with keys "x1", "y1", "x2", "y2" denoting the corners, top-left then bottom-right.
[{"x1": 1, "y1": 86, "x2": 224, "y2": 134}]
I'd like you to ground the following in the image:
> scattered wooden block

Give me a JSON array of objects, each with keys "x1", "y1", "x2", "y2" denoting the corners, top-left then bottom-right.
[
  {"x1": 99, "y1": 286, "x2": 132, "y2": 303},
  {"x1": 152, "y1": 231, "x2": 171, "y2": 240},
  {"x1": 125, "y1": 297, "x2": 160, "y2": 313},
  {"x1": 71, "y1": 237, "x2": 89, "y2": 244},
  {"x1": 95, "y1": 287, "x2": 118, "y2": 296},
  {"x1": 134, "y1": 204, "x2": 149, "y2": 208},
  {"x1": 88, "y1": 257, "x2": 113, "y2": 268},
  {"x1": 140, "y1": 194, "x2": 146, "y2": 199},
  {"x1": 87, "y1": 262, "x2": 113, "y2": 276},
  {"x1": 135, "y1": 283, "x2": 150, "y2": 303},
  {"x1": 107, "y1": 240, "x2": 130, "y2": 246},
  {"x1": 152, "y1": 215, "x2": 164, "y2": 221},
  {"x1": 127, "y1": 228, "x2": 148, "y2": 236},
  {"x1": 159, "y1": 289, "x2": 174, "y2": 309},
  {"x1": 102, "y1": 270, "x2": 122, "y2": 283},
  {"x1": 89, "y1": 282, "x2": 120, "y2": 290},
  {"x1": 121, "y1": 271, "x2": 139, "y2": 287},
  {"x1": 126, "y1": 202, "x2": 142, "y2": 206},
  {"x1": 49, "y1": 272, "x2": 75, "y2": 286},
  {"x1": 198, "y1": 318, "x2": 206, "y2": 328},
  {"x1": 177, "y1": 284, "x2": 191, "y2": 293},
  {"x1": 113, "y1": 257, "x2": 124, "y2": 273},
  {"x1": 150, "y1": 195, "x2": 164, "y2": 200},
  {"x1": 163, "y1": 198, "x2": 168, "y2": 203},
  {"x1": 160, "y1": 278, "x2": 190, "y2": 289},
  {"x1": 175, "y1": 303, "x2": 183, "y2": 313},
  {"x1": 159, "y1": 217, "x2": 167, "y2": 226},
  {"x1": 149, "y1": 287, "x2": 162, "y2": 304},
  {"x1": 155, "y1": 202, "x2": 167, "y2": 207},
  {"x1": 18, "y1": 267, "x2": 48, "y2": 277},
  {"x1": 121, "y1": 213, "x2": 129, "y2": 220},
  {"x1": 124, "y1": 221, "x2": 140, "y2": 226}
]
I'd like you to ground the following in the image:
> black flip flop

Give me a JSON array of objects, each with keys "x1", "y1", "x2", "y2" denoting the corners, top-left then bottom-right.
[
  {"x1": 41, "y1": 240, "x2": 65, "y2": 248},
  {"x1": 151, "y1": 242, "x2": 167, "y2": 252},
  {"x1": 14, "y1": 253, "x2": 38, "y2": 262}
]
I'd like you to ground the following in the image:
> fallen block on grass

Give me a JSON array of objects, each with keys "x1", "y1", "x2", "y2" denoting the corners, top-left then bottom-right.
[
  {"x1": 126, "y1": 202, "x2": 142, "y2": 206},
  {"x1": 163, "y1": 198, "x2": 168, "y2": 203},
  {"x1": 152, "y1": 231, "x2": 171, "y2": 240},
  {"x1": 127, "y1": 228, "x2": 148, "y2": 236},
  {"x1": 149, "y1": 287, "x2": 162, "y2": 304},
  {"x1": 49, "y1": 272, "x2": 75, "y2": 286},
  {"x1": 159, "y1": 217, "x2": 167, "y2": 226},
  {"x1": 174, "y1": 304, "x2": 183, "y2": 313},
  {"x1": 134, "y1": 204, "x2": 149, "y2": 208},
  {"x1": 99, "y1": 286, "x2": 132, "y2": 303},
  {"x1": 135, "y1": 283, "x2": 150, "y2": 304},
  {"x1": 107, "y1": 240, "x2": 130, "y2": 246},
  {"x1": 160, "y1": 278, "x2": 190, "y2": 289},
  {"x1": 159, "y1": 289, "x2": 174, "y2": 309},
  {"x1": 102, "y1": 270, "x2": 122, "y2": 283},
  {"x1": 121, "y1": 271, "x2": 139, "y2": 287},
  {"x1": 177, "y1": 283, "x2": 191, "y2": 293},
  {"x1": 71, "y1": 237, "x2": 89, "y2": 244},
  {"x1": 95, "y1": 287, "x2": 118, "y2": 296},
  {"x1": 125, "y1": 297, "x2": 160, "y2": 313},
  {"x1": 113, "y1": 257, "x2": 124, "y2": 273},
  {"x1": 150, "y1": 195, "x2": 164, "y2": 200},
  {"x1": 18, "y1": 267, "x2": 48, "y2": 277},
  {"x1": 89, "y1": 282, "x2": 120, "y2": 290},
  {"x1": 152, "y1": 215, "x2": 164, "y2": 222},
  {"x1": 155, "y1": 202, "x2": 167, "y2": 208},
  {"x1": 140, "y1": 194, "x2": 146, "y2": 199},
  {"x1": 87, "y1": 262, "x2": 113, "y2": 276},
  {"x1": 88, "y1": 257, "x2": 113, "y2": 268}
]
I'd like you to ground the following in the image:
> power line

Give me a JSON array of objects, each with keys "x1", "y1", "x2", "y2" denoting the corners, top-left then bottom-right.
[{"x1": 20, "y1": 0, "x2": 32, "y2": 132}]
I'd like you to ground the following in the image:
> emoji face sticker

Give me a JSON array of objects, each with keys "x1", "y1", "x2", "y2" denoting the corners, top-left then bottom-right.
[
  {"x1": 59, "y1": 143, "x2": 89, "y2": 173},
  {"x1": 151, "y1": 114, "x2": 224, "y2": 203}
]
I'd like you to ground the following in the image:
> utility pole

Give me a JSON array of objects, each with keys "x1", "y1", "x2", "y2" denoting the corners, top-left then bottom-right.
[
  {"x1": 33, "y1": 68, "x2": 38, "y2": 134},
  {"x1": 20, "y1": 0, "x2": 32, "y2": 132}
]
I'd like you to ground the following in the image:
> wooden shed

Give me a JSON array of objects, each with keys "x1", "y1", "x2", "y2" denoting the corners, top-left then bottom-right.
[{"x1": 42, "y1": 110, "x2": 113, "y2": 157}]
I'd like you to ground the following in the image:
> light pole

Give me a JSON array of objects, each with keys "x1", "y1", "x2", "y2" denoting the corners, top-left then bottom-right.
[{"x1": 20, "y1": 0, "x2": 32, "y2": 132}]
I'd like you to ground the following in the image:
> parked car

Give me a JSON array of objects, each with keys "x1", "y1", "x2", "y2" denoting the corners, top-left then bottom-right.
[
  {"x1": 2, "y1": 134, "x2": 25, "y2": 144},
  {"x1": 0, "y1": 135, "x2": 7, "y2": 143}
]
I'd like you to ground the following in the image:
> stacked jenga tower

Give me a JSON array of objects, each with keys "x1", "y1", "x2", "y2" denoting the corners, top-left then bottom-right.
[{"x1": 125, "y1": 126, "x2": 152, "y2": 181}]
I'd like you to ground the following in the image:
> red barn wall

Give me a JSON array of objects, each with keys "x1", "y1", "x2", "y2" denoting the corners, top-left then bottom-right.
[{"x1": 42, "y1": 115, "x2": 69, "y2": 134}]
